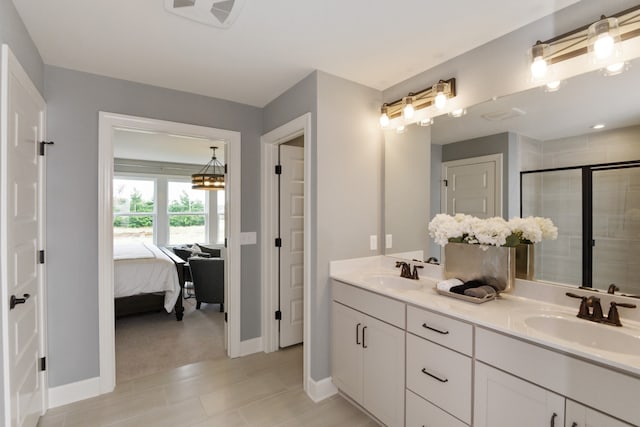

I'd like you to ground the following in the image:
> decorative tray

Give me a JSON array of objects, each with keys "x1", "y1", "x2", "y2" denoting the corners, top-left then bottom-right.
[{"x1": 434, "y1": 288, "x2": 497, "y2": 304}]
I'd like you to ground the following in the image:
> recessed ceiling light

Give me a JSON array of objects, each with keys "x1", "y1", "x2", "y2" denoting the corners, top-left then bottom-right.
[
  {"x1": 591, "y1": 124, "x2": 605, "y2": 130},
  {"x1": 545, "y1": 80, "x2": 562, "y2": 92}
]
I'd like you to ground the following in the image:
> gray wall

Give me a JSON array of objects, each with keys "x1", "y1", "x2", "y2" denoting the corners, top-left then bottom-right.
[
  {"x1": 315, "y1": 72, "x2": 383, "y2": 380},
  {"x1": 0, "y1": 0, "x2": 44, "y2": 419},
  {"x1": 44, "y1": 65, "x2": 262, "y2": 387},
  {"x1": 441, "y1": 132, "x2": 511, "y2": 218}
]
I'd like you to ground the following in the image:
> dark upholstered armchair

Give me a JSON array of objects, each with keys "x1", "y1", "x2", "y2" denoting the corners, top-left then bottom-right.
[{"x1": 188, "y1": 257, "x2": 224, "y2": 311}]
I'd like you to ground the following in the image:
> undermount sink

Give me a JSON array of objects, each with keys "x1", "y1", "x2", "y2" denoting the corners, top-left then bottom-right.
[
  {"x1": 362, "y1": 275, "x2": 423, "y2": 291},
  {"x1": 524, "y1": 314, "x2": 640, "y2": 355}
]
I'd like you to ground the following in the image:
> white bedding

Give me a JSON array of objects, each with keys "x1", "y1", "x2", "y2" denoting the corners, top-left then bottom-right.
[{"x1": 113, "y1": 242, "x2": 180, "y2": 312}]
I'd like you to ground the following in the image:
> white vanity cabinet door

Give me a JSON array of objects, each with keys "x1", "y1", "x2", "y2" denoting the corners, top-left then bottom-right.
[
  {"x1": 565, "y1": 400, "x2": 633, "y2": 427},
  {"x1": 474, "y1": 362, "x2": 564, "y2": 427},
  {"x1": 331, "y1": 300, "x2": 405, "y2": 427},
  {"x1": 332, "y1": 301, "x2": 364, "y2": 403},
  {"x1": 362, "y1": 312, "x2": 406, "y2": 427}
]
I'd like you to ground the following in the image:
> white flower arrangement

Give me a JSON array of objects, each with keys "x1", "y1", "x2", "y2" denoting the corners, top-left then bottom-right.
[{"x1": 428, "y1": 214, "x2": 558, "y2": 247}]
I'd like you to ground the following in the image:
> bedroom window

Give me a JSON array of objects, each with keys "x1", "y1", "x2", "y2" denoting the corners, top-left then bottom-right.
[
  {"x1": 167, "y1": 181, "x2": 207, "y2": 245},
  {"x1": 113, "y1": 177, "x2": 156, "y2": 245}
]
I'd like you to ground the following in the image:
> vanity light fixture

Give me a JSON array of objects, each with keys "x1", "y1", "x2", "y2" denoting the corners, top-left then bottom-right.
[
  {"x1": 528, "y1": 5, "x2": 640, "y2": 83},
  {"x1": 545, "y1": 80, "x2": 562, "y2": 92},
  {"x1": 418, "y1": 117, "x2": 434, "y2": 127},
  {"x1": 378, "y1": 77, "x2": 456, "y2": 129},
  {"x1": 192, "y1": 146, "x2": 225, "y2": 190},
  {"x1": 449, "y1": 108, "x2": 467, "y2": 118}
]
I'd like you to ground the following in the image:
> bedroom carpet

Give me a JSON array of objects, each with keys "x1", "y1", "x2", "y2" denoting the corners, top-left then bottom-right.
[{"x1": 115, "y1": 298, "x2": 226, "y2": 383}]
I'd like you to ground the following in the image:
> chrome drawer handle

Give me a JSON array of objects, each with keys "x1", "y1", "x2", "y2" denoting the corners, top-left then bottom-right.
[
  {"x1": 422, "y1": 323, "x2": 449, "y2": 335},
  {"x1": 421, "y1": 368, "x2": 448, "y2": 383}
]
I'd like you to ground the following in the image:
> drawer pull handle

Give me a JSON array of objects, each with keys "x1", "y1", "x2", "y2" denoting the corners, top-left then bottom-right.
[
  {"x1": 422, "y1": 323, "x2": 449, "y2": 335},
  {"x1": 571, "y1": 423, "x2": 577, "y2": 427},
  {"x1": 421, "y1": 368, "x2": 448, "y2": 383},
  {"x1": 356, "y1": 323, "x2": 361, "y2": 345},
  {"x1": 550, "y1": 412, "x2": 557, "y2": 427}
]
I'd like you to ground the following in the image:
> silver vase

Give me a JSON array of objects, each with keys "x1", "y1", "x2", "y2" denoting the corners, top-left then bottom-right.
[
  {"x1": 444, "y1": 242, "x2": 516, "y2": 292},
  {"x1": 515, "y1": 243, "x2": 535, "y2": 280}
]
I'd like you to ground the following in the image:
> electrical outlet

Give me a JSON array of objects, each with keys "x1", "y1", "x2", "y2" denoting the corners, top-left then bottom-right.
[
  {"x1": 369, "y1": 235, "x2": 377, "y2": 251},
  {"x1": 386, "y1": 234, "x2": 392, "y2": 249}
]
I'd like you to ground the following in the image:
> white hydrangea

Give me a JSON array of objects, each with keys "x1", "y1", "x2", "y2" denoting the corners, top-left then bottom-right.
[{"x1": 428, "y1": 214, "x2": 558, "y2": 247}]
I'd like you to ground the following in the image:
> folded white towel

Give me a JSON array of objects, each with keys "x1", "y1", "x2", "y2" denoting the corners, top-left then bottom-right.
[{"x1": 436, "y1": 278, "x2": 463, "y2": 292}]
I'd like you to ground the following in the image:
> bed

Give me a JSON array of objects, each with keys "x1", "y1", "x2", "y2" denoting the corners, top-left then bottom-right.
[{"x1": 113, "y1": 242, "x2": 185, "y2": 321}]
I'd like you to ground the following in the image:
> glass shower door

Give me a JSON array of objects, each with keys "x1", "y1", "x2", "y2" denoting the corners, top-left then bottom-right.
[{"x1": 592, "y1": 166, "x2": 640, "y2": 295}]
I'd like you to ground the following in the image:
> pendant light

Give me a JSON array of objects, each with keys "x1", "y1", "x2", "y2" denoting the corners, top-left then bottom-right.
[{"x1": 192, "y1": 146, "x2": 225, "y2": 190}]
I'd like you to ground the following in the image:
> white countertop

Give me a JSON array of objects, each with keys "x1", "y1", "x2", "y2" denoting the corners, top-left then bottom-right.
[{"x1": 330, "y1": 256, "x2": 640, "y2": 378}]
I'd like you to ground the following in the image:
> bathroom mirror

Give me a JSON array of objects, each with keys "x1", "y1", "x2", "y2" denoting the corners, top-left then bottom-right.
[{"x1": 383, "y1": 57, "x2": 640, "y2": 294}]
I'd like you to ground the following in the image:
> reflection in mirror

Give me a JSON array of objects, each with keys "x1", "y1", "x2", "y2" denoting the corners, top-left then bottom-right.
[{"x1": 384, "y1": 57, "x2": 640, "y2": 294}]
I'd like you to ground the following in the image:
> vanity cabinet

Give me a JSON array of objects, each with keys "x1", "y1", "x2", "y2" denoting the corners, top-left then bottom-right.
[
  {"x1": 331, "y1": 281, "x2": 405, "y2": 427},
  {"x1": 565, "y1": 400, "x2": 633, "y2": 427},
  {"x1": 474, "y1": 362, "x2": 564, "y2": 427}
]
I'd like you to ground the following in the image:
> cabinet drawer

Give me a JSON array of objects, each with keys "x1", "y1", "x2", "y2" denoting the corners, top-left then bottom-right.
[
  {"x1": 407, "y1": 305, "x2": 473, "y2": 355},
  {"x1": 332, "y1": 280, "x2": 405, "y2": 328},
  {"x1": 406, "y1": 334, "x2": 472, "y2": 424},
  {"x1": 406, "y1": 389, "x2": 468, "y2": 427}
]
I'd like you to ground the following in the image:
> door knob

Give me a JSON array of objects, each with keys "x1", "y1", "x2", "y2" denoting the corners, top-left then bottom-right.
[{"x1": 9, "y1": 293, "x2": 30, "y2": 310}]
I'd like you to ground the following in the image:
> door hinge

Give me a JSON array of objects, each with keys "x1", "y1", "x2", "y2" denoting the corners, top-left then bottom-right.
[
  {"x1": 275, "y1": 164, "x2": 282, "y2": 175},
  {"x1": 224, "y1": 312, "x2": 228, "y2": 323},
  {"x1": 275, "y1": 237, "x2": 282, "y2": 248},
  {"x1": 275, "y1": 310, "x2": 282, "y2": 320},
  {"x1": 38, "y1": 250, "x2": 45, "y2": 264},
  {"x1": 224, "y1": 163, "x2": 228, "y2": 174},
  {"x1": 224, "y1": 237, "x2": 228, "y2": 248},
  {"x1": 443, "y1": 179, "x2": 448, "y2": 187},
  {"x1": 40, "y1": 357, "x2": 46, "y2": 372},
  {"x1": 39, "y1": 141, "x2": 54, "y2": 156}
]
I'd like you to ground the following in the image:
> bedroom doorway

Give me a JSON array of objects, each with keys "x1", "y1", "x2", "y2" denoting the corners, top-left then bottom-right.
[{"x1": 98, "y1": 113, "x2": 242, "y2": 395}]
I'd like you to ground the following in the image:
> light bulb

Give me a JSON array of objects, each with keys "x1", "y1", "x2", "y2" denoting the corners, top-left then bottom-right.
[
  {"x1": 434, "y1": 92, "x2": 447, "y2": 109},
  {"x1": 402, "y1": 99, "x2": 414, "y2": 120},
  {"x1": 604, "y1": 62, "x2": 625, "y2": 76},
  {"x1": 545, "y1": 80, "x2": 561, "y2": 92},
  {"x1": 530, "y1": 56, "x2": 548, "y2": 80},
  {"x1": 379, "y1": 112, "x2": 389, "y2": 128},
  {"x1": 594, "y1": 33, "x2": 614, "y2": 59}
]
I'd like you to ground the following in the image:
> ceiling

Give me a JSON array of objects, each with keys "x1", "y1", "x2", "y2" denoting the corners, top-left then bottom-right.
[{"x1": 13, "y1": 0, "x2": 578, "y2": 107}]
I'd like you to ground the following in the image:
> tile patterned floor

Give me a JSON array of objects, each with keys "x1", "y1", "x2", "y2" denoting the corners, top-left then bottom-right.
[{"x1": 38, "y1": 346, "x2": 378, "y2": 427}]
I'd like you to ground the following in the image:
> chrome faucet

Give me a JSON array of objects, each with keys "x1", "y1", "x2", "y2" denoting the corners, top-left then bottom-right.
[{"x1": 566, "y1": 292, "x2": 637, "y2": 327}]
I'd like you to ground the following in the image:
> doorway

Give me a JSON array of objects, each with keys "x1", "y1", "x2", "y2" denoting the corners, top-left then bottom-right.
[
  {"x1": 260, "y1": 113, "x2": 313, "y2": 397},
  {"x1": 97, "y1": 112, "x2": 242, "y2": 395}
]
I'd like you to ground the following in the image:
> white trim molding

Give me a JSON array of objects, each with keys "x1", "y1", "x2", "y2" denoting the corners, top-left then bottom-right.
[
  {"x1": 98, "y1": 112, "x2": 242, "y2": 397},
  {"x1": 48, "y1": 377, "x2": 101, "y2": 409},
  {"x1": 306, "y1": 377, "x2": 338, "y2": 403},
  {"x1": 238, "y1": 337, "x2": 263, "y2": 356},
  {"x1": 260, "y1": 113, "x2": 313, "y2": 396}
]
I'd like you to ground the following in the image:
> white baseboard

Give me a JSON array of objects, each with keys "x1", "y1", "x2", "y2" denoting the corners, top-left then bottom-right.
[
  {"x1": 307, "y1": 376, "x2": 338, "y2": 403},
  {"x1": 48, "y1": 377, "x2": 101, "y2": 408},
  {"x1": 239, "y1": 336, "x2": 263, "y2": 356}
]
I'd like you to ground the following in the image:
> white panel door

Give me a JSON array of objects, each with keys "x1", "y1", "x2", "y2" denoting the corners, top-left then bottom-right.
[
  {"x1": 1, "y1": 45, "x2": 46, "y2": 427},
  {"x1": 444, "y1": 156, "x2": 500, "y2": 218},
  {"x1": 362, "y1": 314, "x2": 405, "y2": 427},
  {"x1": 278, "y1": 145, "x2": 304, "y2": 347},
  {"x1": 474, "y1": 362, "x2": 564, "y2": 427}
]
